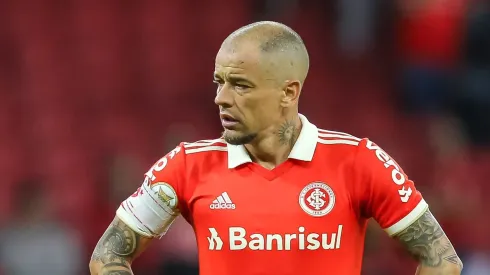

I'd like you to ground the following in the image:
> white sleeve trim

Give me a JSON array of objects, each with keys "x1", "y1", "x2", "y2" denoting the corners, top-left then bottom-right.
[{"x1": 384, "y1": 199, "x2": 429, "y2": 236}]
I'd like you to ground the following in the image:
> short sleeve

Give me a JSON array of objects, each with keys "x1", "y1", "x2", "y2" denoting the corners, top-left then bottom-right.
[
  {"x1": 354, "y1": 138, "x2": 428, "y2": 236},
  {"x1": 116, "y1": 144, "x2": 186, "y2": 238}
]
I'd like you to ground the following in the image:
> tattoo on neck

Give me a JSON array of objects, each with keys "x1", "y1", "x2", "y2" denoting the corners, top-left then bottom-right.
[{"x1": 277, "y1": 120, "x2": 298, "y2": 148}]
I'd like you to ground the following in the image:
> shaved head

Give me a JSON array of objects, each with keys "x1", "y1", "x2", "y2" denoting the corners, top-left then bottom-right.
[
  {"x1": 214, "y1": 21, "x2": 309, "y2": 145},
  {"x1": 221, "y1": 21, "x2": 310, "y2": 84}
]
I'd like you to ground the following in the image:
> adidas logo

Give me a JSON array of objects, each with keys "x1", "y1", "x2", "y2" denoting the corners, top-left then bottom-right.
[{"x1": 210, "y1": 192, "x2": 236, "y2": 210}]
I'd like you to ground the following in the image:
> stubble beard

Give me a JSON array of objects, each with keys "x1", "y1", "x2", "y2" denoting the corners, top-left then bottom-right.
[{"x1": 222, "y1": 130, "x2": 257, "y2": 145}]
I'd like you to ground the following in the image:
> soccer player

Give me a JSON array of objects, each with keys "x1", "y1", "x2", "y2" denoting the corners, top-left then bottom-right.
[{"x1": 89, "y1": 21, "x2": 463, "y2": 275}]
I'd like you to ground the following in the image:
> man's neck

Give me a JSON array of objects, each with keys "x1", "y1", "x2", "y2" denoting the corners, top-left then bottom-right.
[{"x1": 244, "y1": 115, "x2": 302, "y2": 169}]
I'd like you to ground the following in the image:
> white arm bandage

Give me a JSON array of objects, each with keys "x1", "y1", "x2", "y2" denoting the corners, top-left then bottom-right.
[{"x1": 116, "y1": 179, "x2": 180, "y2": 238}]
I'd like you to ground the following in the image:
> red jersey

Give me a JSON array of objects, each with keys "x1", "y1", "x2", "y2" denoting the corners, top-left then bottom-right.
[{"x1": 117, "y1": 114, "x2": 427, "y2": 275}]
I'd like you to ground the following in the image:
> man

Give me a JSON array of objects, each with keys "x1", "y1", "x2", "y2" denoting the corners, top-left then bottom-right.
[{"x1": 89, "y1": 21, "x2": 463, "y2": 275}]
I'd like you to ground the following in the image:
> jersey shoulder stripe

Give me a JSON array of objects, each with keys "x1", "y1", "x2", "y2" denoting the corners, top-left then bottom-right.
[
  {"x1": 183, "y1": 138, "x2": 226, "y2": 148},
  {"x1": 185, "y1": 145, "x2": 227, "y2": 154},
  {"x1": 183, "y1": 138, "x2": 227, "y2": 155},
  {"x1": 317, "y1": 128, "x2": 361, "y2": 146},
  {"x1": 318, "y1": 128, "x2": 359, "y2": 138},
  {"x1": 317, "y1": 138, "x2": 359, "y2": 146}
]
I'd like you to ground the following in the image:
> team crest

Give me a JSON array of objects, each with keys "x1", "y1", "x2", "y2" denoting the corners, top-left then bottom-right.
[{"x1": 299, "y1": 182, "x2": 335, "y2": 217}]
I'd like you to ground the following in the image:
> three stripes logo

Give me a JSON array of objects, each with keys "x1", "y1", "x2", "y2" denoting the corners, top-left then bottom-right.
[{"x1": 210, "y1": 192, "x2": 236, "y2": 210}]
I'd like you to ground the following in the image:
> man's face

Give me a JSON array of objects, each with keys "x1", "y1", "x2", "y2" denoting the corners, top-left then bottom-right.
[{"x1": 214, "y1": 41, "x2": 284, "y2": 145}]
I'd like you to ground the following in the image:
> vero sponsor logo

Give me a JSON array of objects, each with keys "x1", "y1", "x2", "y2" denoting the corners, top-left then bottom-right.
[{"x1": 366, "y1": 140, "x2": 413, "y2": 202}]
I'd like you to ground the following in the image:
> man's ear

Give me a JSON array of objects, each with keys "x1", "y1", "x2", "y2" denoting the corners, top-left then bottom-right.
[{"x1": 280, "y1": 80, "x2": 301, "y2": 107}]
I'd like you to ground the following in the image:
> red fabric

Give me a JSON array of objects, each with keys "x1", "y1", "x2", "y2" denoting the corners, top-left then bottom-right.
[
  {"x1": 354, "y1": 139, "x2": 425, "y2": 231},
  {"x1": 117, "y1": 131, "x2": 429, "y2": 275},
  {"x1": 397, "y1": 0, "x2": 468, "y2": 66}
]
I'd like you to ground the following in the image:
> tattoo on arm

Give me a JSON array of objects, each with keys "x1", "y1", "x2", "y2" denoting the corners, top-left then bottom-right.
[
  {"x1": 395, "y1": 210, "x2": 462, "y2": 269},
  {"x1": 277, "y1": 120, "x2": 299, "y2": 149},
  {"x1": 100, "y1": 263, "x2": 133, "y2": 275},
  {"x1": 91, "y1": 219, "x2": 140, "y2": 271}
]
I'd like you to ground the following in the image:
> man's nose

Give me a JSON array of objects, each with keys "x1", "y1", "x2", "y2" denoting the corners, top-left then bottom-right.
[{"x1": 214, "y1": 84, "x2": 233, "y2": 108}]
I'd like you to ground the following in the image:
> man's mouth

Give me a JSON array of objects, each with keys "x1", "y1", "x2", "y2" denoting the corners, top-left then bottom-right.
[{"x1": 220, "y1": 113, "x2": 239, "y2": 128}]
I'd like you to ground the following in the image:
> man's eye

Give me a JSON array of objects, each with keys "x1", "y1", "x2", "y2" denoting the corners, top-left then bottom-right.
[{"x1": 235, "y1": 84, "x2": 249, "y2": 90}]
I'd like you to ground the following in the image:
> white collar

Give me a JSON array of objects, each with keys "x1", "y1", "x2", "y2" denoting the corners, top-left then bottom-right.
[{"x1": 227, "y1": 114, "x2": 318, "y2": 169}]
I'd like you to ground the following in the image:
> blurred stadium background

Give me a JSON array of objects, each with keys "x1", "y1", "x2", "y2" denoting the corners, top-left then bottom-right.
[{"x1": 0, "y1": 0, "x2": 489, "y2": 274}]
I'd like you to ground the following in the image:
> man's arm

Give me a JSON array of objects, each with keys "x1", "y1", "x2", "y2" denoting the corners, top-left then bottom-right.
[
  {"x1": 352, "y1": 139, "x2": 463, "y2": 274},
  {"x1": 394, "y1": 209, "x2": 463, "y2": 275},
  {"x1": 89, "y1": 217, "x2": 154, "y2": 275},
  {"x1": 89, "y1": 145, "x2": 187, "y2": 274}
]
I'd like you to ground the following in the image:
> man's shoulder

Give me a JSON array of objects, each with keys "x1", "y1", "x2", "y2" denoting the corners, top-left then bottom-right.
[
  {"x1": 146, "y1": 138, "x2": 227, "y2": 179},
  {"x1": 181, "y1": 138, "x2": 228, "y2": 156},
  {"x1": 179, "y1": 138, "x2": 229, "y2": 168},
  {"x1": 315, "y1": 128, "x2": 365, "y2": 151}
]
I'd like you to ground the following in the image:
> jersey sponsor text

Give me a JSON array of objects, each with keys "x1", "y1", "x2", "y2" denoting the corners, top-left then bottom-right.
[
  {"x1": 207, "y1": 225, "x2": 343, "y2": 251},
  {"x1": 366, "y1": 140, "x2": 413, "y2": 202}
]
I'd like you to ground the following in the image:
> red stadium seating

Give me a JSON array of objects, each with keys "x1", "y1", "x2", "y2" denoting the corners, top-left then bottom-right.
[{"x1": 0, "y1": 1, "x2": 488, "y2": 273}]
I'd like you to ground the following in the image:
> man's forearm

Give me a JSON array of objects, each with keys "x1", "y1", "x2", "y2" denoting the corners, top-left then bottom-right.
[
  {"x1": 395, "y1": 210, "x2": 463, "y2": 275},
  {"x1": 89, "y1": 219, "x2": 140, "y2": 275},
  {"x1": 414, "y1": 248, "x2": 463, "y2": 275},
  {"x1": 414, "y1": 243, "x2": 463, "y2": 275},
  {"x1": 416, "y1": 263, "x2": 462, "y2": 275},
  {"x1": 89, "y1": 261, "x2": 134, "y2": 275}
]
